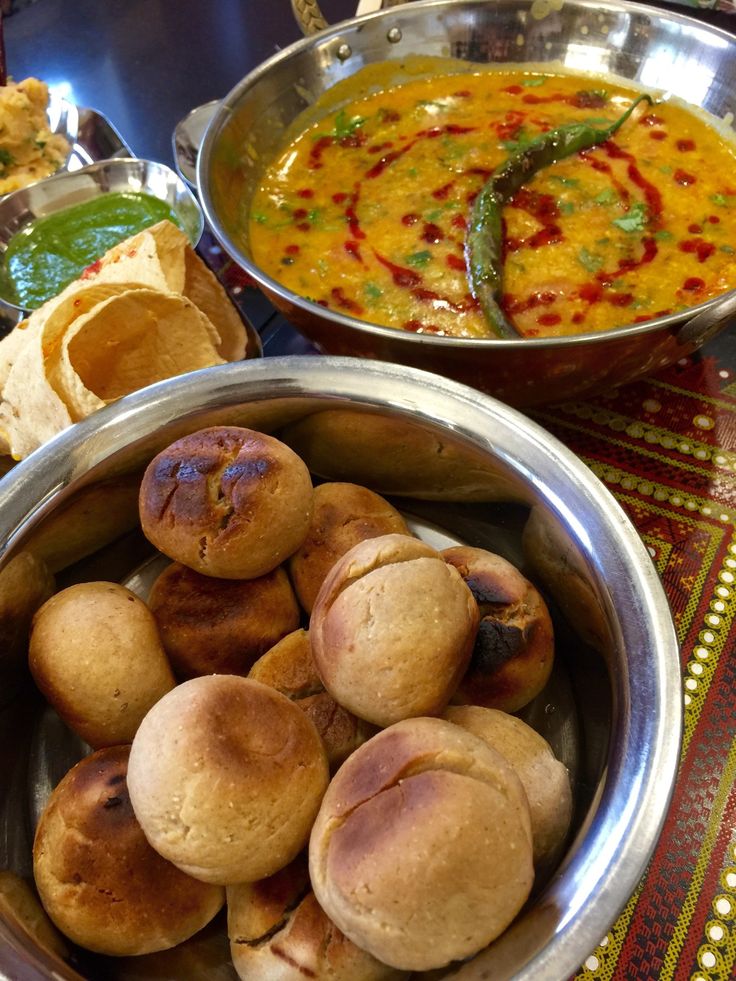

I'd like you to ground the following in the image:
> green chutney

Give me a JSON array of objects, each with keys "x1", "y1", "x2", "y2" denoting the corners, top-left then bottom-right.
[{"x1": 1, "y1": 191, "x2": 183, "y2": 309}]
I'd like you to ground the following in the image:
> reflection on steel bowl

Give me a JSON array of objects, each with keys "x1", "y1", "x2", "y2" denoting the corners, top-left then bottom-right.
[
  {"x1": 0, "y1": 357, "x2": 681, "y2": 981},
  {"x1": 198, "y1": 0, "x2": 736, "y2": 405}
]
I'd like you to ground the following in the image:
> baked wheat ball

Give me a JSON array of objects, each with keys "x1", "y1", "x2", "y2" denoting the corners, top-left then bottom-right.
[
  {"x1": 249, "y1": 628, "x2": 375, "y2": 769},
  {"x1": 29, "y1": 581, "x2": 175, "y2": 748},
  {"x1": 288, "y1": 482, "x2": 410, "y2": 614},
  {"x1": 310, "y1": 534, "x2": 478, "y2": 727},
  {"x1": 443, "y1": 545, "x2": 554, "y2": 713},
  {"x1": 444, "y1": 705, "x2": 573, "y2": 867},
  {"x1": 309, "y1": 717, "x2": 534, "y2": 972},
  {"x1": 149, "y1": 561, "x2": 300, "y2": 679},
  {"x1": 32, "y1": 746, "x2": 224, "y2": 956},
  {"x1": 227, "y1": 855, "x2": 406, "y2": 981},
  {"x1": 138, "y1": 426, "x2": 313, "y2": 579},
  {"x1": 127, "y1": 675, "x2": 329, "y2": 885}
]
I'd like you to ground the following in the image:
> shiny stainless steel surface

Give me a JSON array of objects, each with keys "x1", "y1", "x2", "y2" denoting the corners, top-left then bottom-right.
[
  {"x1": 47, "y1": 96, "x2": 131, "y2": 174},
  {"x1": 172, "y1": 100, "x2": 220, "y2": 191},
  {"x1": 0, "y1": 157, "x2": 205, "y2": 323},
  {"x1": 0, "y1": 356, "x2": 681, "y2": 980},
  {"x1": 198, "y1": 0, "x2": 736, "y2": 406}
]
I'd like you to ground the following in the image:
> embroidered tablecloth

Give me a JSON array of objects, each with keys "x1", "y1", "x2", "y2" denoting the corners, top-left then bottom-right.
[{"x1": 534, "y1": 334, "x2": 736, "y2": 981}]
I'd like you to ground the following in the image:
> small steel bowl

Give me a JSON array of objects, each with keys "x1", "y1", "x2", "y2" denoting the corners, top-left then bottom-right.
[
  {"x1": 197, "y1": 0, "x2": 736, "y2": 407},
  {"x1": 0, "y1": 157, "x2": 205, "y2": 330},
  {"x1": 0, "y1": 356, "x2": 681, "y2": 981}
]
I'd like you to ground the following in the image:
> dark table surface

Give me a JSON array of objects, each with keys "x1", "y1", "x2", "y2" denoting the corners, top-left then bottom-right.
[
  {"x1": 5, "y1": 0, "x2": 358, "y2": 166},
  {"x1": 6, "y1": 0, "x2": 736, "y2": 167}
]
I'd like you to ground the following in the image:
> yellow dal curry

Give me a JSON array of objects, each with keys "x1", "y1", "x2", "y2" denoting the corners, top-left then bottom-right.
[{"x1": 249, "y1": 68, "x2": 736, "y2": 339}]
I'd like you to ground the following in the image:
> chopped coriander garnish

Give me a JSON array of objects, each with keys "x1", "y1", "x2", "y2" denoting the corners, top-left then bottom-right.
[
  {"x1": 405, "y1": 250, "x2": 432, "y2": 267},
  {"x1": 424, "y1": 204, "x2": 455, "y2": 221},
  {"x1": 364, "y1": 282, "x2": 383, "y2": 300},
  {"x1": 316, "y1": 109, "x2": 366, "y2": 140},
  {"x1": 522, "y1": 77, "x2": 546, "y2": 87},
  {"x1": 501, "y1": 128, "x2": 538, "y2": 153},
  {"x1": 654, "y1": 230, "x2": 674, "y2": 241},
  {"x1": 549, "y1": 175, "x2": 580, "y2": 187},
  {"x1": 594, "y1": 189, "x2": 617, "y2": 205},
  {"x1": 612, "y1": 202, "x2": 648, "y2": 233},
  {"x1": 578, "y1": 247, "x2": 604, "y2": 273}
]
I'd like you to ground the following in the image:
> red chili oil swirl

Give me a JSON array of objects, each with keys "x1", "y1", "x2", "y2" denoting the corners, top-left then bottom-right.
[
  {"x1": 433, "y1": 181, "x2": 455, "y2": 200},
  {"x1": 330, "y1": 287, "x2": 364, "y2": 315},
  {"x1": 495, "y1": 110, "x2": 527, "y2": 142},
  {"x1": 422, "y1": 222, "x2": 444, "y2": 244},
  {"x1": 367, "y1": 141, "x2": 394, "y2": 155},
  {"x1": 365, "y1": 142, "x2": 415, "y2": 179},
  {"x1": 504, "y1": 189, "x2": 563, "y2": 254},
  {"x1": 596, "y1": 237, "x2": 658, "y2": 287},
  {"x1": 674, "y1": 169, "x2": 696, "y2": 186},
  {"x1": 365, "y1": 124, "x2": 475, "y2": 180},
  {"x1": 373, "y1": 251, "x2": 422, "y2": 288},
  {"x1": 579, "y1": 151, "x2": 631, "y2": 206},
  {"x1": 372, "y1": 250, "x2": 478, "y2": 314},
  {"x1": 537, "y1": 312, "x2": 562, "y2": 326},
  {"x1": 503, "y1": 290, "x2": 557, "y2": 316},
  {"x1": 501, "y1": 88, "x2": 607, "y2": 109},
  {"x1": 679, "y1": 238, "x2": 716, "y2": 262},
  {"x1": 344, "y1": 240, "x2": 363, "y2": 263},
  {"x1": 520, "y1": 90, "x2": 607, "y2": 108},
  {"x1": 309, "y1": 136, "x2": 334, "y2": 170},
  {"x1": 345, "y1": 186, "x2": 365, "y2": 240},
  {"x1": 601, "y1": 142, "x2": 663, "y2": 228}
]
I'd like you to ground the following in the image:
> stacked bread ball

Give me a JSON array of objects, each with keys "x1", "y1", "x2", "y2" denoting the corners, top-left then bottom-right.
[{"x1": 25, "y1": 425, "x2": 572, "y2": 977}]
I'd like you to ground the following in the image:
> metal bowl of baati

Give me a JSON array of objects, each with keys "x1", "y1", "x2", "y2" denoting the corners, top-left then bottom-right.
[{"x1": 0, "y1": 356, "x2": 681, "y2": 980}]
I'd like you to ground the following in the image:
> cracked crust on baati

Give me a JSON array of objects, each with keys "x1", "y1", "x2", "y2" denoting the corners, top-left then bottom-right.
[
  {"x1": 138, "y1": 426, "x2": 313, "y2": 580},
  {"x1": 32, "y1": 745, "x2": 224, "y2": 956}
]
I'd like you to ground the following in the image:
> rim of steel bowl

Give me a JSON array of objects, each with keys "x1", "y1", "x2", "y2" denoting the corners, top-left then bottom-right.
[
  {"x1": 196, "y1": 0, "x2": 736, "y2": 357},
  {"x1": 0, "y1": 357, "x2": 681, "y2": 981}
]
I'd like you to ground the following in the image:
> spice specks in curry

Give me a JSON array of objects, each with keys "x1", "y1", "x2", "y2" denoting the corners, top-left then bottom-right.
[{"x1": 248, "y1": 68, "x2": 736, "y2": 339}]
